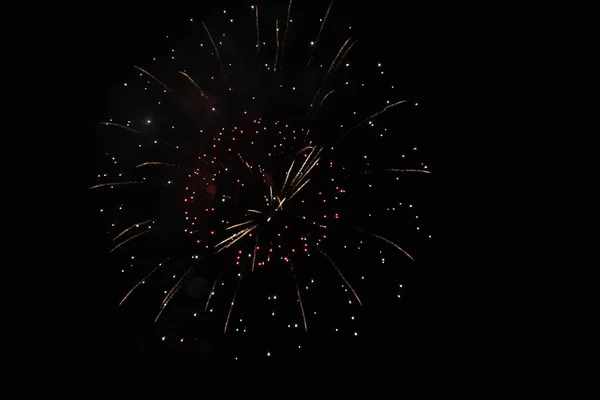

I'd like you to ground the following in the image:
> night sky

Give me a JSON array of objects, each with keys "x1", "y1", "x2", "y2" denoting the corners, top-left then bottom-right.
[{"x1": 60, "y1": 0, "x2": 438, "y2": 389}]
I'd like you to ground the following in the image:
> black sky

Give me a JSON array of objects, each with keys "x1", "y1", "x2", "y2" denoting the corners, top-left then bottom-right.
[{"x1": 57, "y1": 0, "x2": 439, "y2": 389}]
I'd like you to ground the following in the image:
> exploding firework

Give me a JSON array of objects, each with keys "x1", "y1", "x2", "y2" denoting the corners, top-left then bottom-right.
[{"x1": 91, "y1": 1, "x2": 431, "y2": 343}]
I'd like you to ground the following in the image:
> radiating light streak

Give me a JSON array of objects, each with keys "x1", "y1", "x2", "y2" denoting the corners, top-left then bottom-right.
[
  {"x1": 255, "y1": 5, "x2": 260, "y2": 54},
  {"x1": 214, "y1": 226, "x2": 251, "y2": 249},
  {"x1": 305, "y1": 0, "x2": 334, "y2": 70},
  {"x1": 319, "y1": 248, "x2": 363, "y2": 306},
  {"x1": 351, "y1": 224, "x2": 414, "y2": 261},
  {"x1": 154, "y1": 266, "x2": 193, "y2": 322},
  {"x1": 274, "y1": 19, "x2": 280, "y2": 72},
  {"x1": 113, "y1": 218, "x2": 155, "y2": 242},
  {"x1": 281, "y1": 159, "x2": 295, "y2": 192},
  {"x1": 288, "y1": 178, "x2": 310, "y2": 201},
  {"x1": 202, "y1": 22, "x2": 231, "y2": 89},
  {"x1": 319, "y1": 89, "x2": 336, "y2": 107},
  {"x1": 280, "y1": 0, "x2": 293, "y2": 68},
  {"x1": 224, "y1": 272, "x2": 244, "y2": 333},
  {"x1": 225, "y1": 220, "x2": 255, "y2": 231},
  {"x1": 110, "y1": 229, "x2": 153, "y2": 253},
  {"x1": 289, "y1": 261, "x2": 308, "y2": 332},
  {"x1": 295, "y1": 153, "x2": 320, "y2": 185},
  {"x1": 275, "y1": 196, "x2": 287, "y2": 211},
  {"x1": 383, "y1": 169, "x2": 431, "y2": 174},
  {"x1": 238, "y1": 153, "x2": 253, "y2": 172},
  {"x1": 178, "y1": 71, "x2": 208, "y2": 99},
  {"x1": 288, "y1": 148, "x2": 321, "y2": 193},
  {"x1": 296, "y1": 146, "x2": 315, "y2": 156},
  {"x1": 288, "y1": 146, "x2": 318, "y2": 190},
  {"x1": 98, "y1": 122, "x2": 140, "y2": 133},
  {"x1": 98, "y1": 122, "x2": 177, "y2": 147},
  {"x1": 215, "y1": 225, "x2": 257, "y2": 253},
  {"x1": 344, "y1": 100, "x2": 408, "y2": 138},
  {"x1": 251, "y1": 232, "x2": 260, "y2": 272},
  {"x1": 134, "y1": 65, "x2": 172, "y2": 93},
  {"x1": 332, "y1": 39, "x2": 357, "y2": 75},
  {"x1": 223, "y1": 293, "x2": 237, "y2": 332},
  {"x1": 311, "y1": 37, "x2": 351, "y2": 107},
  {"x1": 136, "y1": 162, "x2": 180, "y2": 169},
  {"x1": 205, "y1": 272, "x2": 223, "y2": 312},
  {"x1": 88, "y1": 181, "x2": 144, "y2": 190},
  {"x1": 119, "y1": 257, "x2": 171, "y2": 306}
]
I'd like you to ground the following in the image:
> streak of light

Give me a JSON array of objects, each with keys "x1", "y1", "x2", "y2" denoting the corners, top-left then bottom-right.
[
  {"x1": 205, "y1": 272, "x2": 223, "y2": 312},
  {"x1": 288, "y1": 146, "x2": 319, "y2": 190},
  {"x1": 318, "y1": 248, "x2": 363, "y2": 306},
  {"x1": 134, "y1": 65, "x2": 172, "y2": 93},
  {"x1": 332, "y1": 39, "x2": 357, "y2": 75},
  {"x1": 119, "y1": 257, "x2": 171, "y2": 306},
  {"x1": 289, "y1": 261, "x2": 308, "y2": 332},
  {"x1": 113, "y1": 218, "x2": 155, "y2": 242},
  {"x1": 202, "y1": 21, "x2": 231, "y2": 89},
  {"x1": 214, "y1": 226, "x2": 252, "y2": 248},
  {"x1": 281, "y1": 159, "x2": 295, "y2": 193},
  {"x1": 110, "y1": 229, "x2": 153, "y2": 253},
  {"x1": 178, "y1": 71, "x2": 208, "y2": 99},
  {"x1": 274, "y1": 19, "x2": 280, "y2": 72},
  {"x1": 251, "y1": 232, "x2": 260, "y2": 272},
  {"x1": 275, "y1": 196, "x2": 287, "y2": 211},
  {"x1": 280, "y1": 0, "x2": 293, "y2": 68},
  {"x1": 225, "y1": 220, "x2": 255, "y2": 230},
  {"x1": 154, "y1": 266, "x2": 193, "y2": 322},
  {"x1": 351, "y1": 224, "x2": 414, "y2": 261},
  {"x1": 136, "y1": 162, "x2": 180, "y2": 169},
  {"x1": 319, "y1": 90, "x2": 335, "y2": 107},
  {"x1": 215, "y1": 225, "x2": 257, "y2": 253},
  {"x1": 255, "y1": 5, "x2": 260, "y2": 54},
  {"x1": 88, "y1": 181, "x2": 144, "y2": 190},
  {"x1": 305, "y1": 0, "x2": 334, "y2": 70},
  {"x1": 343, "y1": 100, "x2": 408, "y2": 138},
  {"x1": 224, "y1": 272, "x2": 244, "y2": 333},
  {"x1": 310, "y1": 37, "x2": 351, "y2": 107},
  {"x1": 288, "y1": 178, "x2": 310, "y2": 201},
  {"x1": 98, "y1": 122, "x2": 139, "y2": 133},
  {"x1": 383, "y1": 169, "x2": 431, "y2": 174}
]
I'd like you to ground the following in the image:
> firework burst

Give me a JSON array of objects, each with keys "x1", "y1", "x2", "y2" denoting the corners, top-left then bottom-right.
[{"x1": 91, "y1": 1, "x2": 431, "y2": 342}]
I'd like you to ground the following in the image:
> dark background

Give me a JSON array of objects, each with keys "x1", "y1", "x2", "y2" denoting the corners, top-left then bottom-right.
[{"x1": 57, "y1": 0, "x2": 440, "y2": 389}]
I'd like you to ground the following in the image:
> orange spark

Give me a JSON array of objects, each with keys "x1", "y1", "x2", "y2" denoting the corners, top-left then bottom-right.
[{"x1": 134, "y1": 65, "x2": 172, "y2": 93}]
